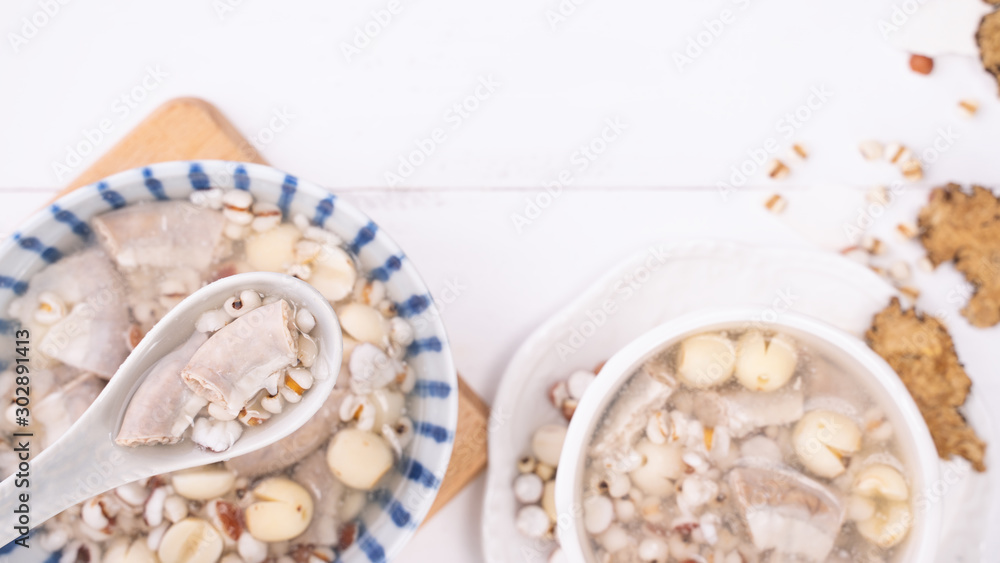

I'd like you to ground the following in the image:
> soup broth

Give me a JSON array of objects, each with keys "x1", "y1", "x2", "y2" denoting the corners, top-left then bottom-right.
[
  {"x1": 1, "y1": 191, "x2": 417, "y2": 561},
  {"x1": 581, "y1": 329, "x2": 914, "y2": 563}
]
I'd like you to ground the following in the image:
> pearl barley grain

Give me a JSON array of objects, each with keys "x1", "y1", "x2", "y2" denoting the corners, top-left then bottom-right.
[
  {"x1": 605, "y1": 471, "x2": 631, "y2": 498},
  {"x1": 959, "y1": 99, "x2": 979, "y2": 117},
  {"x1": 896, "y1": 222, "x2": 918, "y2": 240},
  {"x1": 515, "y1": 505, "x2": 550, "y2": 538},
  {"x1": 195, "y1": 309, "x2": 230, "y2": 333},
  {"x1": 250, "y1": 203, "x2": 281, "y2": 232},
  {"x1": 295, "y1": 308, "x2": 316, "y2": 334},
  {"x1": 859, "y1": 140, "x2": 883, "y2": 161},
  {"x1": 548, "y1": 381, "x2": 569, "y2": 409},
  {"x1": 583, "y1": 496, "x2": 614, "y2": 535},
  {"x1": 791, "y1": 143, "x2": 808, "y2": 161},
  {"x1": 222, "y1": 190, "x2": 254, "y2": 226},
  {"x1": 237, "y1": 290, "x2": 262, "y2": 313},
  {"x1": 566, "y1": 370, "x2": 596, "y2": 400},
  {"x1": 513, "y1": 473, "x2": 544, "y2": 504},
  {"x1": 900, "y1": 160, "x2": 923, "y2": 182},
  {"x1": 862, "y1": 236, "x2": 885, "y2": 255},
  {"x1": 888, "y1": 261, "x2": 911, "y2": 282},
  {"x1": 238, "y1": 531, "x2": 268, "y2": 563},
  {"x1": 222, "y1": 189, "x2": 253, "y2": 211},
  {"x1": 517, "y1": 456, "x2": 537, "y2": 474},
  {"x1": 764, "y1": 194, "x2": 787, "y2": 214},
  {"x1": 535, "y1": 462, "x2": 556, "y2": 481},
  {"x1": 638, "y1": 537, "x2": 669, "y2": 561},
  {"x1": 767, "y1": 159, "x2": 790, "y2": 180},
  {"x1": 885, "y1": 143, "x2": 910, "y2": 164},
  {"x1": 866, "y1": 185, "x2": 889, "y2": 204},
  {"x1": 163, "y1": 495, "x2": 188, "y2": 524},
  {"x1": 614, "y1": 498, "x2": 636, "y2": 522}
]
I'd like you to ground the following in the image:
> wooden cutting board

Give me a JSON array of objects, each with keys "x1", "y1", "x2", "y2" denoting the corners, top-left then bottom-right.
[{"x1": 60, "y1": 97, "x2": 489, "y2": 521}]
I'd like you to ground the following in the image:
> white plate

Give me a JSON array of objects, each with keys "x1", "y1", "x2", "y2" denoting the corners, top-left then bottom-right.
[{"x1": 482, "y1": 239, "x2": 998, "y2": 563}]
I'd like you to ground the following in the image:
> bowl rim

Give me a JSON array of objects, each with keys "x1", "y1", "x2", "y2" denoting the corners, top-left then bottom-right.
[
  {"x1": 555, "y1": 306, "x2": 942, "y2": 562},
  {"x1": 0, "y1": 159, "x2": 459, "y2": 562}
]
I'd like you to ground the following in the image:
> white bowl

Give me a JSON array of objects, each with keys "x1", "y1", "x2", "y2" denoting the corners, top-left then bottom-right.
[
  {"x1": 0, "y1": 160, "x2": 458, "y2": 562},
  {"x1": 555, "y1": 308, "x2": 941, "y2": 562}
]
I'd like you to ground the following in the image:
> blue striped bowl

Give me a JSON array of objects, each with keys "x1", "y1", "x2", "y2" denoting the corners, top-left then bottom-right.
[{"x1": 0, "y1": 161, "x2": 457, "y2": 563}]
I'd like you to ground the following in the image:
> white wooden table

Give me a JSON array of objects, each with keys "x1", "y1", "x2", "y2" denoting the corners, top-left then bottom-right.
[{"x1": 2, "y1": 1, "x2": 999, "y2": 561}]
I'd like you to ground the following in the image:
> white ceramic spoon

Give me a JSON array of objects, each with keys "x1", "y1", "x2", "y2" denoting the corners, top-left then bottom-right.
[{"x1": 0, "y1": 272, "x2": 343, "y2": 546}]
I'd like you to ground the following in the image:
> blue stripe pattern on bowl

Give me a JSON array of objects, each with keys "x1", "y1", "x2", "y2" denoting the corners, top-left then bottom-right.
[{"x1": 0, "y1": 161, "x2": 458, "y2": 563}]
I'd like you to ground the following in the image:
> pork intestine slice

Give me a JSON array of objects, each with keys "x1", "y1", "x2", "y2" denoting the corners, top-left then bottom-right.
[
  {"x1": 590, "y1": 365, "x2": 676, "y2": 467},
  {"x1": 181, "y1": 300, "x2": 298, "y2": 417},
  {"x1": 92, "y1": 201, "x2": 227, "y2": 272},
  {"x1": 115, "y1": 332, "x2": 209, "y2": 447},
  {"x1": 7, "y1": 248, "x2": 132, "y2": 379},
  {"x1": 36, "y1": 373, "x2": 105, "y2": 449},
  {"x1": 728, "y1": 463, "x2": 845, "y2": 561},
  {"x1": 40, "y1": 299, "x2": 132, "y2": 380}
]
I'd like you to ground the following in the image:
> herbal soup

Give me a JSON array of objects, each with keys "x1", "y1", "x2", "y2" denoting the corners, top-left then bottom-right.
[
  {"x1": 2, "y1": 191, "x2": 418, "y2": 563},
  {"x1": 580, "y1": 329, "x2": 914, "y2": 563}
]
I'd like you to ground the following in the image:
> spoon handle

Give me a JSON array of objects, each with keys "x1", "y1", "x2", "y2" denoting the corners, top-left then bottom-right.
[{"x1": 0, "y1": 394, "x2": 140, "y2": 548}]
